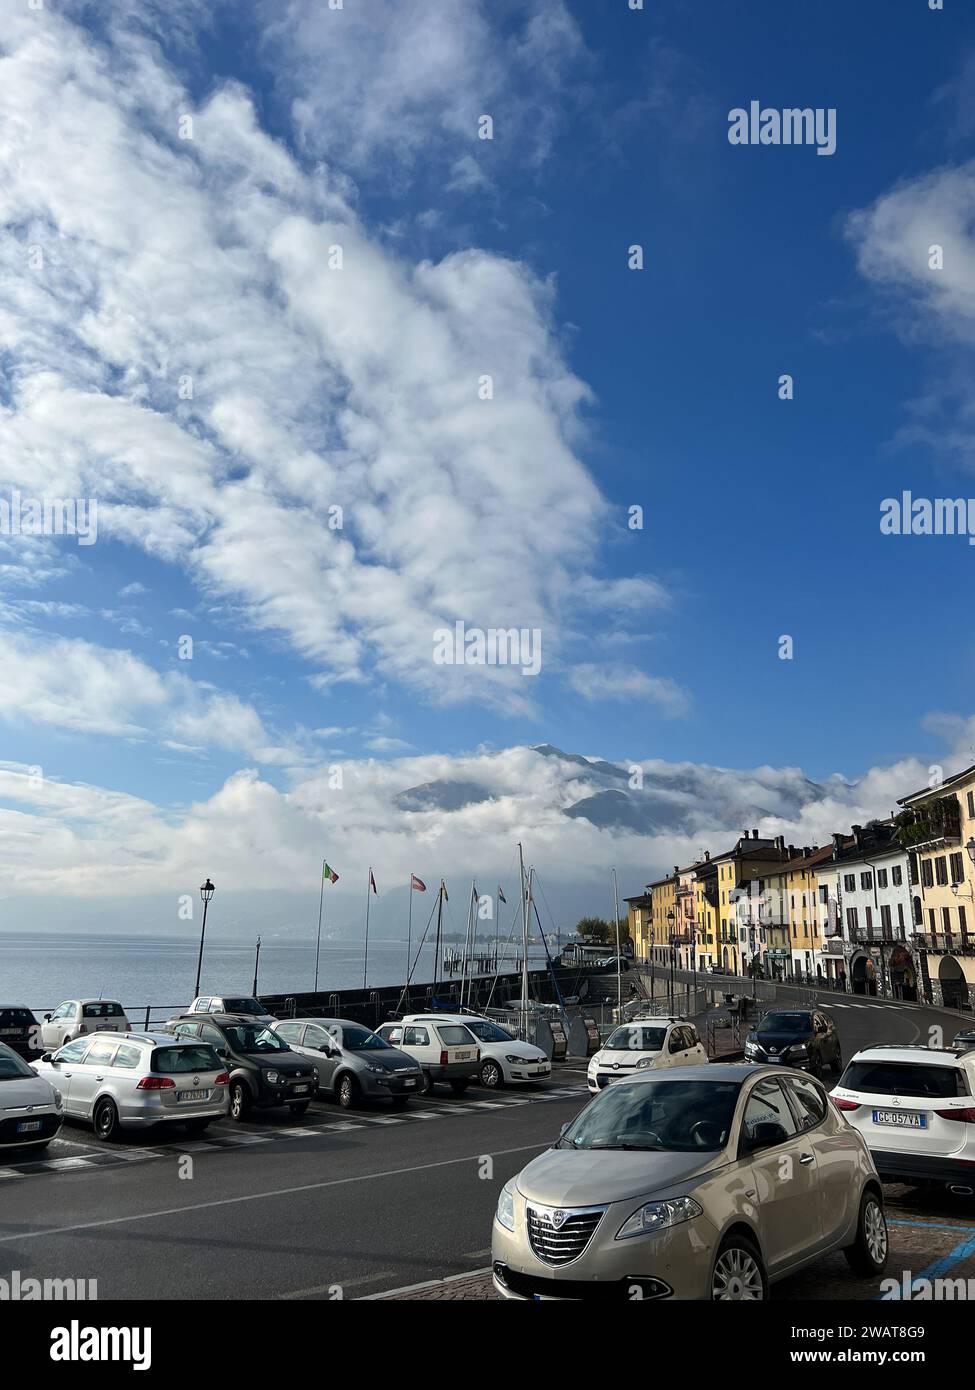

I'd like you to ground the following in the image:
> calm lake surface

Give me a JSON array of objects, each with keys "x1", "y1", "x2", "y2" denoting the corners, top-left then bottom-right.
[{"x1": 0, "y1": 931, "x2": 549, "y2": 1013}]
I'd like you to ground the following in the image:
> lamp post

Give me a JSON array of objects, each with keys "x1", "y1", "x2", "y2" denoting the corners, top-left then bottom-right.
[
  {"x1": 194, "y1": 878, "x2": 215, "y2": 998},
  {"x1": 666, "y1": 907, "x2": 676, "y2": 1010}
]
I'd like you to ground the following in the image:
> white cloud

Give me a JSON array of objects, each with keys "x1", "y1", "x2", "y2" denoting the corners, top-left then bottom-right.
[
  {"x1": 0, "y1": 3, "x2": 670, "y2": 718},
  {"x1": 566, "y1": 663, "x2": 691, "y2": 716}
]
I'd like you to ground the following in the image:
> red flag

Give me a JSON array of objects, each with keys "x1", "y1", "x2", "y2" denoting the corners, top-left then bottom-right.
[
  {"x1": 369, "y1": 868, "x2": 377, "y2": 894},
  {"x1": 411, "y1": 874, "x2": 426, "y2": 892}
]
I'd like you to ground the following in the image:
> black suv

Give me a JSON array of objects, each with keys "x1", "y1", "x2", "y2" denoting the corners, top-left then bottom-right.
[
  {"x1": 0, "y1": 1006, "x2": 40, "y2": 1059},
  {"x1": 744, "y1": 1009, "x2": 842, "y2": 1078},
  {"x1": 167, "y1": 1013, "x2": 316, "y2": 1121}
]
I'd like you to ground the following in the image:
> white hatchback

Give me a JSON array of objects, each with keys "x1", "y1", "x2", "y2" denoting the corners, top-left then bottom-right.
[
  {"x1": 40, "y1": 999, "x2": 131, "y2": 1050},
  {"x1": 830, "y1": 1045, "x2": 975, "y2": 1194},
  {"x1": 376, "y1": 1017, "x2": 481, "y2": 1095},
  {"x1": 0, "y1": 1041, "x2": 62, "y2": 1154},
  {"x1": 588, "y1": 1019, "x2": 708, "y2": 1094}
]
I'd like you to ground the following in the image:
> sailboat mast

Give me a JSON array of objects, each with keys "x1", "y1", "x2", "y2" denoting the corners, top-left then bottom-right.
[
  {"x1": 612, "y1": 866, "x2": 623, "y2": 1018},
  {"x1": 518, "y1": 844, "x2": 530, "y2": 1040},
  {"x1": 434, "y1": 880, "x2": 445, "y2": 998}
]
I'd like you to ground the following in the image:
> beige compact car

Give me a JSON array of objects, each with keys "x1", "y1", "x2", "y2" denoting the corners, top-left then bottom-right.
[{"x1": 492, "y1": 1063, "x2": 887, "y2": 1301}]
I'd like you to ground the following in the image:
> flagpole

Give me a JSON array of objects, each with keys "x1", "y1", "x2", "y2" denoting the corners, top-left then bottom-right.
[
  {"x1": 405, "y1": 875, "x2": 413, "y2": 996},
  {"x1": 434, "y1": 880, "x2": 445, "y2": 998},
  {"x1": 315, "y1": 857, "x2": 326, "y2": 992},
  {"x1": 467, "y1": 882, "x2": 479, "y2": 1010},
  {"x1": 363, "y1": 867, "x2": 372, "y2": 989}
]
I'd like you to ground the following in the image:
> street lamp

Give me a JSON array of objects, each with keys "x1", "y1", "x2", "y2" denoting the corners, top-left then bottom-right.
[
  {"x1": 967, "y1": 838, "x2": 975, "y2": 867},
  {"x1": 666, "y1": 908, "x2": 676, "y2": 1009},
  {"x1": 194, "y1": 878, "x2": 215, "y2": 998}
]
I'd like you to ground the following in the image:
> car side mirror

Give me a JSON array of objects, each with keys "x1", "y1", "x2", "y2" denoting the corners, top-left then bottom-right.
[
  {"x1": 43, "y1": 1014, "x2": 51, "y2": 1022},
  {"x1": 745, "y1": 1121, "x2": 789, "y2": 1151},
  {"x1": 41, "y1": 1053, "x2": 55, "y2": 1064}
]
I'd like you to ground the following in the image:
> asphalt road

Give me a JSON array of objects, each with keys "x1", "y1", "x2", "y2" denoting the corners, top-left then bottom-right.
[{"x1": 1, "y1": 993, "x2": 972, "y2": 1301}]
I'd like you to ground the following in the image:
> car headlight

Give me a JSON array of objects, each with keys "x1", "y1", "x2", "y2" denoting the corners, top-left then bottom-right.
[
  {"x1": 635, "y1": 1057, "x2": 655, "y2": 1069},
  {"x1": 788, "y1": 1044, "x2": 808, "y2": 1057},
  {"x1": 505, "y1": 1054, "x2": 525, "y2": 1063},
  {"x1": 588, "y1": 1055, "x2": 601, "y2": 1069},
  {"x1": 744, "y1": 1041, "x2": 758, "y2": 1055},
  {"x1": 616, "y1": 1196, "x2": 702, "y2": 1241},
  {"x1": 496, "y1": 1181, "x2": 516, "y2": 1232},
  {"x1": 265, "y1": 1070, "x2": 282, "y2": 1084},
  {"x1": 365, "y1": 1063, "x2": 387, "y2": 1075}
]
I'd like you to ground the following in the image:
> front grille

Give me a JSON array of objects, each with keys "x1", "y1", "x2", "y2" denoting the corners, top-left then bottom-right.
[
  {"x1": 495, "y1": 1264, "x2": 671, "y2": 1301},
  {"x1": 0, "y1": 1113, "x2": 60, "y2": 1144},
  {"x1": 526, "y1": 1203, "x2": 604, "y2": 1265}
]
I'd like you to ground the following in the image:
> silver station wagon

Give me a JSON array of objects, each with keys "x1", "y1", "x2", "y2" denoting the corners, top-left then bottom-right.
[{"x1": 33, "y1": 1031, "x2": 230, "y2": 1141}]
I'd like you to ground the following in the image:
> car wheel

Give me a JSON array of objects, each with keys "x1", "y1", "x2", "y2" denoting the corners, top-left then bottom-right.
[
  {"x1": 479, "y1": 1060, "x2": 504, "y2": 1089},
  {"x1": 289, "y1": 1101, "x2": 310, "y2": 1116},
  {"x1": 710, "y1": 1235, "x2": 767, "y2": 1301},
  {"x1": 93, "y1": 1097, "x2": 121, "y2": 1143},
  {"x1": 184, "y1": 1118, "x2": 211, "y2": 1134},
  {"x1": 229, "y1": 1081, "x2": 251, "y2": 1122},
  {"x1": 449, "y1": 1079, "x2": 470, "y2": 1096},
  {"x1": 337, "y1": 1074, "x2": 360, "y2": 1109},
  {"x1": 844, "y1": 1191, "x2": 888, "y2": 1276}
]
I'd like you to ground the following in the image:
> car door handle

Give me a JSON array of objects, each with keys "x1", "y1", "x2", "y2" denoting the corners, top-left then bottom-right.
[
  {"x1": 94, "y1": 1076, "x2": 104, "y2": 1082},
  {"x1": 799, "y1": 1153, "x2": 814, "y2": 1165}
]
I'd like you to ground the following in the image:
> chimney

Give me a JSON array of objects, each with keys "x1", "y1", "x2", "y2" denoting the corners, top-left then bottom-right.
[
  {"x1": 774, "y1": 834, "x2": 785, "y2": 853},
  {"x1": 832, "y1": 832, "x2": 844, "y2": 859},
  {"x1": 752, "y1": 828, "x2": 759, "y2": 839},
  {"x1": 852, "y1": 824, "x2": 863, "y2": 849},
  {"x1": 788, "y1": 844, "x2": 796, "y2": 858},
  {"x1": 802, "y1": 845, "x2": 810, "y2": 858},
  {"x1": 704, "y1": 850, "x2": 710, "y2": 861}
]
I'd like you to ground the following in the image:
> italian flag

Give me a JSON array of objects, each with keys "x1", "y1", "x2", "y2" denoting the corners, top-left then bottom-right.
[{"x1": 323, "y1": 863, "x2": 339, "y2": 884}]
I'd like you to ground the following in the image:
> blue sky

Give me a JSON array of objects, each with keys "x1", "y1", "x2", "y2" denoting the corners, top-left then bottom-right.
[{"x1": 0, "y1": 0, "x2": 973, "y2": 931}]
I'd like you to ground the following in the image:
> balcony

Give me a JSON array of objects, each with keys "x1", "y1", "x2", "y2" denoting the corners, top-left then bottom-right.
[
  {"x1": 895, "y1": 795, "x2": 962, "y2": 852},
  {"x1": 912, "y1": 932, "x2": 975, "y2": 955}
]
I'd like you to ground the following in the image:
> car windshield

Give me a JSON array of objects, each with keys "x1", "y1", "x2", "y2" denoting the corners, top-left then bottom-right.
[
  {"x1": 605, "y1": 1026, "x2": 667, "y2": 1051},
  {"x1": 562, "y1": 1079, "x2": 742, "y2": 1152},
  {"x1": 224, "y1": 1025, "x2": 289, "y2": 1054},
  {"x1": 222, "y1": 998, "x2": 264, "y2": 1014},
  {"x1": 341, "y1": 1026, "x2": 389, "y2": 1051},
  {"x1": 83, "y1": 1002, "x2": 124, "y2": 1018},
  {"x1": 841, "y1": 1061, "x2": 966, "y2": 1099},
  {"x1": 151, "y1": 1046, "x2": 222, "y2": 1074},
  {"x1": 0, "y1": 1046, "x2": 34, "y2": 1080},
  {"x1": 759, "y1": 1013, "x2": 811, "y2": 1032},
  {"x1": 466, "y1": 1022, "x2": 514, "y2": 1043}
]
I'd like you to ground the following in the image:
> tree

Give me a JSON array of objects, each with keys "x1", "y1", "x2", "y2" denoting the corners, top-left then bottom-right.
[{"x1": 576, "y1": 916, "x2": 611, "y2": 943}]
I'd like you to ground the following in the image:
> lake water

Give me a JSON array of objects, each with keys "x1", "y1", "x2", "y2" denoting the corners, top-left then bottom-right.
[{"x1": 0, "y1": 931, "x2": 549, "y2": 1014}]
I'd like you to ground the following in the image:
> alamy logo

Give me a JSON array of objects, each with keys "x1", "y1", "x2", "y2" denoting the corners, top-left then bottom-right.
[
  {"x1": 880, "y1": 492, "x2": 975, "y2": 544},
  {"x1": 0, "y1": 490, "x2": 97, "y2": 545},
  {"x1": 728, "y1": 102, "x2": 836, "y2": 156},
  {"x1": 432, "y1": 621, "x2": 541, "y2": 676},
  {"x1": 50, "y1": 1321, "x2": 151, "y2": 1371}
]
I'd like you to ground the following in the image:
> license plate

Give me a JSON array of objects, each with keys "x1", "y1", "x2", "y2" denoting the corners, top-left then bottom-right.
[
  {"x1": 455, "y1": 1052, "x2": 472, "y2": 1061},
  {"x1": 872, "y1": 1109, "x2": 926, "y2": 1128},
  {"x1": 291, "y1": 1084, "x2": 310, "y2": 1093},
  {"x1": 177, "y1": 1090, "x2": 211, "y2": 1102},
  {"x1": 404, "y1": 1078, "x2": 416, "y2": 1087},
  {"x1": 16, "y1": 1120, "x2": 41, "y2": 1132},
  {"x1": 0, "y1": 1028, "x2": 20, "y2": 1036}
]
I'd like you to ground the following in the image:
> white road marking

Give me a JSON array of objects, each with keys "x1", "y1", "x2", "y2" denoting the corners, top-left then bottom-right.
[{"x1": 0, "y1": 1141, "x2": 551, "y2": 1244}]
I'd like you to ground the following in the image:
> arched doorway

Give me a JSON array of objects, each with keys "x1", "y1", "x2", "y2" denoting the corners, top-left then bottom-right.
[
  {"x1": 888, "y1": 945, "x2": 918, "y2": 1002},
  {"x1": 722, "y1": 946, "x2": 729, "y2": 970},
  {"x1": 939, "y1": 956, "x2": 970, "y2": 1010},
  {"x1": 850, "y1": 953, "x2": 877, "y2": 996}
]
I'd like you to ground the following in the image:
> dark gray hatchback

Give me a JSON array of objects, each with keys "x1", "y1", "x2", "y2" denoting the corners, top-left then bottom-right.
[{"x1": 166, "y1": 1012, "x2": 316, "y2": 1120}]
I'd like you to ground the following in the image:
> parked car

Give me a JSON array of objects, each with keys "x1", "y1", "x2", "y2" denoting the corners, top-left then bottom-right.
[
  {"x1": 492, "y1": 1064, "x2": 887, "y2": 1301},
  {"x1": 33, "y1": 1032, "x2": 229, "y2": 1141},
  {"x1": 270, "y1": 1018, "x2": 423, "y2": 1107},
  {"x1": 165, "y1": 1013, "x2": 315, "y2": 1120},
  {"x1": 375, "y1": 1017, "x2": 481, "y2": 1094},
  {"x1": 600, "y1": 956, "x2": 633, "y2": 972},
  {"x1": 39, "y1": 1000, "x2": 131, "y2": 1050},
  {"x1": 830, "y1": 1045, "x2": 975, "y2": 1193},
  {"x1": 0, "y1": 1005, "x2": 41, "y2": 1059},
  {"x1": 404, "y1": 1014, "x2": 550, "y2": 1089},
  {"x1": 951, "y1": 1029, "x2": 975, "y2": 1055},
  {"x1": 180, "y1": 995, "x2": 276, "y2": 1025},
  {"x1": 744, "y1": 1009, "x2": 841, "y2": 1079},
  {"x1": 0, "y1": 1041, "x2": 62, "y2": 1154},
  {"x1": 587, "y1": 1019, "x2": 708, "y2": 1094}
]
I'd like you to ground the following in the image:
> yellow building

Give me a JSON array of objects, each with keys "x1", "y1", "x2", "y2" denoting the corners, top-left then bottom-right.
[
  {"x1": 781, "y1": 845, "x2": 833, "y2": 981},
  {"x1": 648, "y1": 868, "x2": 679, "y2": 974},
  {"x1": 898, "y1": 766, "x2": 975, "y2": 1008},
  {"x1": 623, "y1": 889, "x2": 652, "y2": 960},
  {"x1": 703, "y1": 831, "x2": 793, "y2": 975}
]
